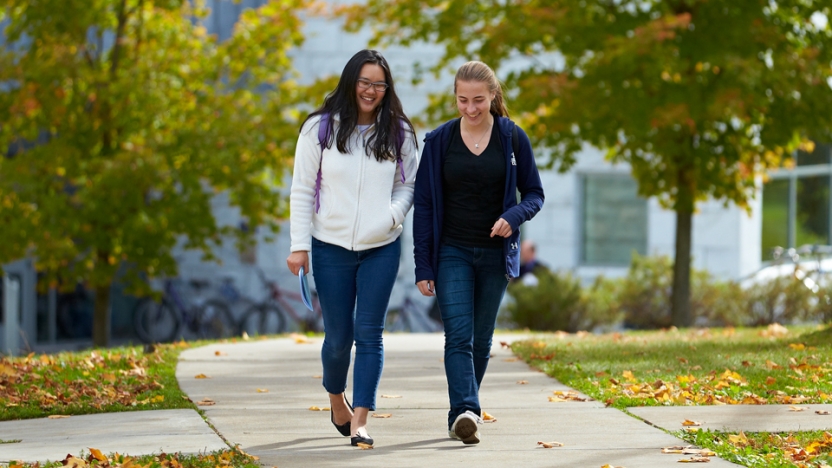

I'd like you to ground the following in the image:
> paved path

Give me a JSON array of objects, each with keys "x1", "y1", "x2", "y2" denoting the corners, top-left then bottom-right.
[
  {"x1": 6, "y1": 333, "x2": 832, "y2": 466},
  {"x1": 175, "y1": 333, "x2": 741, "y2": 467}
]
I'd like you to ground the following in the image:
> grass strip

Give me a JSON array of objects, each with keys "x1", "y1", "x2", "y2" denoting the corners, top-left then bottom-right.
[{"x1": 511, "y1": 324, "x2": 832, "y2": 467}]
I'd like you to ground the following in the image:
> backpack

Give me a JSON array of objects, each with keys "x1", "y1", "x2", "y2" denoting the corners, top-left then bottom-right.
[{"x1": 314, "y1": 113, "x2": 406, "y2": 213}]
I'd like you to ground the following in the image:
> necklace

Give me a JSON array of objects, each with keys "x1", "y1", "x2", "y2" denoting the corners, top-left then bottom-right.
[{"x1": 465, "y1": 121, "x2": 492, "y2": 149}]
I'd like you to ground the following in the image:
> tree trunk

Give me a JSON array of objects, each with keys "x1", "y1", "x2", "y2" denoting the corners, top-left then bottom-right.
[
  {"x1": 92, "y1": 283, "x2": 111, "y2": 347},
  {"x1": 671, "y1": 205, "x2": 693, "y2": 328}
]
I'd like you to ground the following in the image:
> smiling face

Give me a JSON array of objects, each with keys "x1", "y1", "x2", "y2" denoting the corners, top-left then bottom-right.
[
  {"x1": 455, "y1": 80, "x2": 495, "y2": 128},
  {"x1": 355, "y1": 63, "x2": 386, "y2": 125}
]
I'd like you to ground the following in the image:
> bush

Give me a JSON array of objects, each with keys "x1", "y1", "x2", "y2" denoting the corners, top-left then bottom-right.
[
  {"x1": 506, "y1": 268, "x2": 583, "y2": 332},
  {"x1": 505, "y1": 252, "x2": 831, "y2": 332}
]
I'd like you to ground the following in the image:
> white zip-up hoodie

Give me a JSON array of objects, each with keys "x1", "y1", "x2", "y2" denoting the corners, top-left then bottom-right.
[{"x1": 289, "y1": 114, "x2": 418, "y2": 252}]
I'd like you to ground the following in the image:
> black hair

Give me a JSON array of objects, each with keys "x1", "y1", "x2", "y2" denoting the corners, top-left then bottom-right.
[{"x1": 301, "y1": 49, "x2": 416, "y2": 162}]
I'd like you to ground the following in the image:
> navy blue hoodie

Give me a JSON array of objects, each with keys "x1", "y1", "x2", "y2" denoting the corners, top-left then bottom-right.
[{"x1": 413, "y1": 115, "x2": 545, "y2": 282}]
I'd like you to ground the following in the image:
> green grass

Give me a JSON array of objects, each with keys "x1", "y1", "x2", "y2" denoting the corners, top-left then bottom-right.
[
  {"x1": 511, "y1": 325, "x2": 832, "y2": 409},
  {"x1": 0, "y1": 341, "x2": 197, "y2": 421},
  {"x1": 512, "y1": 325, "x2": 832, "y2": 467},
  {"x1": 6, "y1": 447, "x2": 261, "y2": 468}
]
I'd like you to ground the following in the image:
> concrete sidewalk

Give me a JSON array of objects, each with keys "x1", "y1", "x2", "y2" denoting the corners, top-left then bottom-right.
[
  {"x1": 175, "y1": 334, "x2": 741, "y2": 467},
  {"x1": 8, "y1": 333, "x2": 831, "y2": 466}
]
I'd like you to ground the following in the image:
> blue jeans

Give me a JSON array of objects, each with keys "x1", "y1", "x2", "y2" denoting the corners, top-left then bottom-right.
[
  {"x1": 436, "y1": 242, "x2": 508, "y2": 429},
  {"x1": 311, "y1": 236, "x2": 400, "y2": 410}
]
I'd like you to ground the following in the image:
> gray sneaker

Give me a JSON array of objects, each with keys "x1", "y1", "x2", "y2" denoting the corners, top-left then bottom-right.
[{"x1": 450, "y1": 410, "x2": 481, "y2": 444}]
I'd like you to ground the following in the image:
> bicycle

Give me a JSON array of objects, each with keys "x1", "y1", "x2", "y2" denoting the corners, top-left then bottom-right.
[
  {"x1": 237, "y1": 268, "x2": 323, "y2": 336},
  {"x1": 385, "y1": 294, "x2": 443, "y2": 333},
  {"x1": 133, "y1": 278, "x2": 236, "y2": 343}
]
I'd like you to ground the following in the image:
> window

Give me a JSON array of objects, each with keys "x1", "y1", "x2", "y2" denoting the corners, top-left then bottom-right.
[
  {"x1": 581, "y1": 174, "x2": 648, "y2": 265},
  {"x1": 761, "y1": 143, "x2": 832, "y2": 260}
]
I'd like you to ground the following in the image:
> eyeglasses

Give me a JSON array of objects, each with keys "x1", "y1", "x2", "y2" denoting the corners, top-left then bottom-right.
[{"x1": 357, "y1": 78, "x2": 388, "y2": 93}]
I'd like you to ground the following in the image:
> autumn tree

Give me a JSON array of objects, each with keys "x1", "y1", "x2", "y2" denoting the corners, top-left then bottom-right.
[
  {"x1": 342, "y1": 0, "x2": 832, "y2": 327},
  {"x1": 0, "y1": 0, "x2": 311, "y2": 346}
]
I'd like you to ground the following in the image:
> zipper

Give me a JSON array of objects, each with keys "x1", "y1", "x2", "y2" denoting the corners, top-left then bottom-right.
[{"x1": 351, "y1": 134, "x2": 365, "y2": 250}]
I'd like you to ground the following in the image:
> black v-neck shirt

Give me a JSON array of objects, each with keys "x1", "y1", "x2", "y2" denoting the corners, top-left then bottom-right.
[{"x1": 442, "y1": 119, "x2": 505, "y2": 248}]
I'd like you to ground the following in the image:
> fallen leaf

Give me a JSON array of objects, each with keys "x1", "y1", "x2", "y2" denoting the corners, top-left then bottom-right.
[
  {"x1": 47, "y1": 415, "x2": 70, "y2": 419},
  {"x1": 503, "y1": 357, "x2": 519, "y2": 362},
  {"x1": 789, "y1": 406, "x2": 809, "y2": 412},
  {"x1": 194, "y1": 373, "x2": 210, "y2": 379},
  {"x1": 312, "y1": 375, "x2": 322, "y2": 379},
  {"x1": 600, "y1": 465, "x2": 626, "y2": 468},
  {"x1": 356, "y1": 443, "x2": 373, "y2": 450},
  {"x1": 291, "y1": 333, "x2": 311, "y2": 344},
  {"x1": 677, "y1": 357, "x2": 688, "y2": 364},
  {"x1": 197, "y1": 398, "x2": 216, "y2": 406},
  {"x1": 500, "y1": 341, "x2": 511, "y2": 348},
  {"x1": 766, "y1": 376, "x2": 777, "y2": 385},
  {"x1": 256, "y1": 388, "x2": 269, "y2": 393},
  {"x1": 682, "y1": 419, "x2": 701, "y2": 427},
  {"x1": 372, "y1": 413, "x2": 392, "y2": 418},
  {"x1": 537, "y1": 441, "x2": 564, "y2": 448},
  {"x1": 62, "y1": 456, "x2": 88, "y2": 468},
  {"x1": 88, "y1": 447, "x2": 108, "y2": 462},
  {"x1": 816, "y1": 410, "x2": 831, "y2": 415},
  {"x1": 741, "y1": 361, "x2": 753, "y2": 367},
  {"x1": 661, "y1": 446, "x2": 715, "y2": 456},
  {"x1": 483, "y1": 411, "x2": 497, "y2": 422},
  {"x1": 685, "y1": 427, "x2": 701, "y2": 433},
  {"x1": 789, "y1": 343, "x2": 805, "y2": 351},
  {"x1": 678, "y1": 456, "x2": 711, "y2": 463},
  {"x1": 214, "y1": 350, "x2": 227, "y2": 356},
  {"x1": 517, "y1": 380, "x2": 529, "y2": 385},
  {"x1": 380, "y1": 394, "x2": 402, "y2": 398},
  {"x1": 308, "y1": 406, "x2": 323, "y2": 411}
]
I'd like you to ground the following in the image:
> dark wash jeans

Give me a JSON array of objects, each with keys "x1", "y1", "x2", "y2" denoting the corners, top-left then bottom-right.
[
  {"x1": 435, "y1": 241, "x2": 508, "y2": 428},
  {"x1": 311, "y1": 236, "x2": 401, "y2": 410}
]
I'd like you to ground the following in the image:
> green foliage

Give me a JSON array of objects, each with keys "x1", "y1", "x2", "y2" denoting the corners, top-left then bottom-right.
[
  {"x1": 341, "y1": 0, "x2": 832, "y2": 327},
  {"x1": 506, "y1": 268, "x2": 622, "y2": 332},
  {"x1": 0, "y1": 0, "x2": 315, "y2": 345},
  {"x1": 506, "y1": 252, "x2": 832, "y2": 331}
]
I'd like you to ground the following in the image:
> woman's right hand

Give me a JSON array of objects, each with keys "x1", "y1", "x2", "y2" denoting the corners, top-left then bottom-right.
[
  {"x1": 416, "y1": 280, "x2": 435, "y2": 297},
  {"x1": 287, "y1": 251, "x2": 310, "y2": 276}
]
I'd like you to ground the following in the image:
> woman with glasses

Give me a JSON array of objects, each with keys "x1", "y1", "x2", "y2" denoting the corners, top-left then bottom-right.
[{"x1": 287, "y1": 49, "x2": 418, "y2": 447}]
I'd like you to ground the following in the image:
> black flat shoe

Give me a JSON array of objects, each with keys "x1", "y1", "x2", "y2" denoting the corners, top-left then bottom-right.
[
  {"x1": 351, "y1": 433, "x2": 374, "y2": 446},
  {"x1": 331, "y1": 395, "x2": 353, "y2": 437},
  {"x1": 331, "y1": 411, "x2": 351, "y2": 437}
]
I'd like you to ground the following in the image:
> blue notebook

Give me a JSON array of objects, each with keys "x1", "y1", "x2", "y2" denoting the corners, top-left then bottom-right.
[{"x1": 299, "y1": 266, "x2": 313, "y2": 311}]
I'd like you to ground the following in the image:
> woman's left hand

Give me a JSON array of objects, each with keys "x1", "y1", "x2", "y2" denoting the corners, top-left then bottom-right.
[{"x1": 490, "y1": 218, "x2": 513, "y2": 238}]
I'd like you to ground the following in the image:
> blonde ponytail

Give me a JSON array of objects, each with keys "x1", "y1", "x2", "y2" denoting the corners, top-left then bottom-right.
[{"x1": 454, "y1": 61, "x2": 509, "y2": 117}]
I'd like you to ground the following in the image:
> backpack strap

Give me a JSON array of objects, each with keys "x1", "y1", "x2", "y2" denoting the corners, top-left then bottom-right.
[
  {"x1": 314, "y1": 113, "x2": 331, "y2": 214},
  {"x1": 314, "y1": 114, "x2": 407, "y2": 213}
]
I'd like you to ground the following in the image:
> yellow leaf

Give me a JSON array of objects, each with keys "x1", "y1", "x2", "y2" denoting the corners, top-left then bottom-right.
[
  {"x1": 372, "y1": 413, "x2": 392, "y2": 418},
  {"x1": 623, "y1": 370, "x2": 637, "y2": 382},
  {"x1": 88, "y1": 447, "x2": 108, "y2": 462},
  {"x1": 291, "y1": 333, "x2": 311, "y2": 344},
  {"x1": 214, "y1": 350, "x2": 227, "y2": 356},
  {"x1": 63, "y1": 456, "x2": 87, "y2": 468},
  {"x1": 789, "y1": 406, "x2": 808, "y2": 412},
  {"x1": 483, "y1": 411, "x2": 496, "y2": 422},
  {"x1": 194, "y1": 373, "x2": 210, "y2": 379},
  {"x1": 308, "y1": 406, "x2": 324, "y2": 411},
  {"x1": 678, "y1": 456, "x2": 711, "y2": 463},
  {"x1": 789, "y1": 343, "x2": 805, "y2": 351},
  {"x1": 197, "y1": 398, "x2": 216, "y2": 406},
  {"x1": 48, "y1": 415, "x2": 70, "y2": 419},
  {"x1": 356, "y1": 443, "x2": 373, "y2": 449},
  {"x1": 257, "y1": 388, "x2": 269, "y2": 393},
  {"x1": 682, "y1": 419, "x2": 701, "y2": 427},
  {"x1": 728, "y1": 431, "x2": 749, "y2": 446},
  {"x1": 766, "y1": 376, "x2": 776, "y2": 385},
  {"x1": 151, "y1": 395, "x2": 164, "y2": 403}
]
